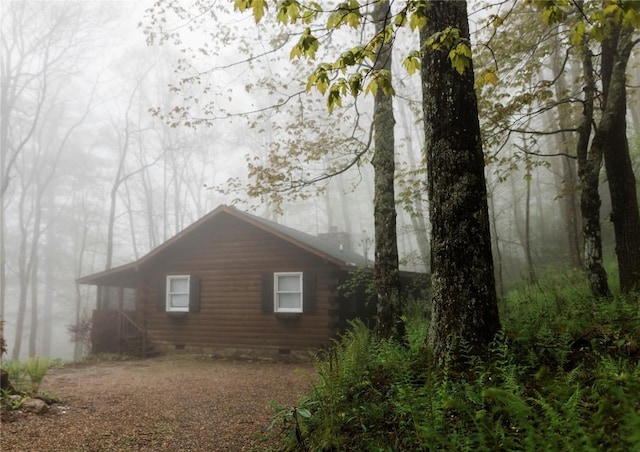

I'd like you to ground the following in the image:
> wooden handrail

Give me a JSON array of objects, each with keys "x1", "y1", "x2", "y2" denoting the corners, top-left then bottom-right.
[
  {"x1": 120, "y1": 311, "x2": 144, "y2": 334},
  {"x1": 118, "y1": 311, "x2": 146, "y2": 357}
]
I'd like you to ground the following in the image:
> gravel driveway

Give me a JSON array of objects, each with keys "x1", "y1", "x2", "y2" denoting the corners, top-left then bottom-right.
[{"x1": 1, "y1": 355, "x2": 315, "y2": 451}]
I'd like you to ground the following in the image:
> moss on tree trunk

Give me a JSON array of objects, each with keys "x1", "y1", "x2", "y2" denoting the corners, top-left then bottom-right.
[
  {"x1": 371, "y1": 0, "x2": 403, "y2": 341},
  {"x1": 420, "y1": 1, "x2": 500, "y2": 364},
  {"x1": 600, "y1": 25, "x2": 640, "y2": 294}
]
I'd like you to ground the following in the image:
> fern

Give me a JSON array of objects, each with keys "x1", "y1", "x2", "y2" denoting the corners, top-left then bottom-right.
[{"x1": 268, "y1": 270, "x2": 640, "y2": 451}]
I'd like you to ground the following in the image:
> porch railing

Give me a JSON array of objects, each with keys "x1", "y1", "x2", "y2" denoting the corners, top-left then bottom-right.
[
  {"x1": 119, "y1": 311, "x2": 147, "y2": 357},
  {"x1": 91, "y1": 310, "x2": 148, "y2": 357}
]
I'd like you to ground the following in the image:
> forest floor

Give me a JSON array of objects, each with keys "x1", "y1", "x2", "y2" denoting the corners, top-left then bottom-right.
[{"x1": 1, "y1": 354, "x2": 315, "y2": 451}]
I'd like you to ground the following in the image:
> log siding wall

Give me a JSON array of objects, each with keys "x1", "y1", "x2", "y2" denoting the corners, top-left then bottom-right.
[{"x1": 138, "y1": 215, "x2": 340, "y2": 352}]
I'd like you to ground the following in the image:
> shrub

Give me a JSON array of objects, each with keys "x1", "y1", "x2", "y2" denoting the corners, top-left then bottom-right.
[
  {"x1": 67, "y1": 313, "x2": 93, "y2": 354},
  {"x1": 24, "y1": 356, "x2": 52, "y2": 393},
  {"x1": 3, "y1": 360, "x2": 26, "y2": 390},
  {"x1": 1, "y1": 320, "x2": 7, "y2": 356}
]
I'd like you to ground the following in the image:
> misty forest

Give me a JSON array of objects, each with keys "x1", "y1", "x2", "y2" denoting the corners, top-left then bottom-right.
[{"x1": 2, "y1": 1, "x2": 640, "y2": 450}]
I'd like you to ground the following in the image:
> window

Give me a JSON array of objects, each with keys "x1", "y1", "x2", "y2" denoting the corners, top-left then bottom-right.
[
  {"x1": 166, "y1": 275, "x2": 190, "y2": 312},
  {"x1": 274, "y1": 272, "x2": 303, "y2": 313},
  {"x1": 123, "y1": 288, "x2": 136, "y2": 311},
  {"x1": 261, "y1": 272, "x2": 315, "y2": 315},
  {"x1": 158, "y1": 275, "x2": 200, "y2": 313}
]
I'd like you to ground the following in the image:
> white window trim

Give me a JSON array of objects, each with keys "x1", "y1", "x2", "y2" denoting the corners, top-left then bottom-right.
[
  {"x1": 166, "y1": 275, "x2": 190, "y2": 312},
  {"x1": 274, "y1": 272, "x2": 303, "y2": 313}
]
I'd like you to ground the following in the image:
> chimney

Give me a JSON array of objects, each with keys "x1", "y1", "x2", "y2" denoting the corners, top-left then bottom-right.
[{"x1": 318, "y1": 229, "x2": 351, "y2": 252}]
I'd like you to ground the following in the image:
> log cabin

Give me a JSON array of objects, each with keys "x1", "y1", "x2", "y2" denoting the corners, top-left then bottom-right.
[{"x1": 77, "y1": 205, "x2": 383, "y2": 357}]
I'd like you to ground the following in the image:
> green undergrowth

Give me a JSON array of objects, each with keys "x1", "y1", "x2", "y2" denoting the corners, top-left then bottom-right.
[
  {"x1": 1, "y1": 356, "x2": 59, "y2": 411},
  {"x1": 267, "y1": 272, "x2": 640, "y2": 451},
  {"x1": 1, "y1": 356, "x2": 55, "y2": 395}
]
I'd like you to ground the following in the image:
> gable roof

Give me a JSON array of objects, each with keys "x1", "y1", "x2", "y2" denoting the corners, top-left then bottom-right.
[{"x1": 78, "y1": 205, "x2": 370, "y2": 286}]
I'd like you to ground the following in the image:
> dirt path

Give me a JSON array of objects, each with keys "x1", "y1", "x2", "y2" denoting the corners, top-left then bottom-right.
[{"x1": 1, "y1": 355, "x2": 315, "y2": 451}]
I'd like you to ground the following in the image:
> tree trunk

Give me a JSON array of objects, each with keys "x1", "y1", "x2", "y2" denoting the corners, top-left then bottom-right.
[
  {"x1": 577, "y1": 41, "x2": 610, "y2": 298},
  {"x1": 549, "y1": 43, "x2": 582, "y2": 268},
  {"x1": 371, "y1": 0, "x2": 403, "y2": 341},
  {"x1": 40, "y1": 212, "x2": 55, "y2": 356},
  {"x1": 28, "y1": 195, "x2": 43, "y2": 357},
  {"x1": 560, "y1": 155, "x2": 582, "y2": 266},
  {"x1": 486, "y1": 173, "x2": 504, "y2": 298},
  {"x1": 600, "y1": 25, "x2": 640, "y2": 293},
  {"x1": 511, "y1": 168, "x2": 537, "y2": 284},
  {"x1": 421, "y1": 1, "x2": 500, "y2": 364},
  {"x1": 397, "y1": 105, "x2": 430, "y2": 271},
  {"x1": 524, "y1": 168, "x2": 537, "y2": 283},
  {"x1": 11, "y1": 180, "x2": 34, "y2": 360}
]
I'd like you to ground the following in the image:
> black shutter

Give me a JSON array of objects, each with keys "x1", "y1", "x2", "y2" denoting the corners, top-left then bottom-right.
[
  {"x1": 303, "y1": 272, "x2": 316, "y2": 314},
  {"x1": 261, "y1": 273, "x2": 274, "y2": 313},
  {"x1": 189, "y1": 276, "x2": 201, "y2": 312},
  {"x1": 157, "y1": 277, "x2": 167, "y2": 311}
]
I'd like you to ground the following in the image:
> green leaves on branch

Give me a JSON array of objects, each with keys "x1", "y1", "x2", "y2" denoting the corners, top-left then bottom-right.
[
  {"x1": 326, "y1": 0, "x2": 362, "y2": 29},
  {"x1": 334, "y1": 46, "x2": 373, "y2": 71},
  {"x1": 365, "y1": 69, "x2": 394, "y2": 98},
  {"x1": 307, "y1": 65, "x2": 393, "y2": 113},
  {"x1": 276, "y1": 0, "x2": 320, "y2": 24},
  {"x1": 394, "y1": 0, "x2": 429, "y2": 31},
  {"x1": 233, "y1": 0, "x2": 474, "y2": 111},
  {"x1": 449, "y1": 42, "x2": 472, "y2": 75},
  {"x1": 233, "y1": 0, "x2": 268, "y2": 23},
  {"x1": 530, "y1": 0, "x2": 640, "y2": 44},
  {"x1": 307, "y1": 63, "x2": 332, "y2": 95},
  {"x1": 571, "y1": 21, "x2": 587, "y2": 46},
  {"x1": 424, "y1": 26, "x2": 472, "y2": 75},
  {"x1": 402, "y1": 50, "x2": 421, "y2": 76},
  {"x1": 290, "y1": 27, "x2": 319, "y2": 59}
]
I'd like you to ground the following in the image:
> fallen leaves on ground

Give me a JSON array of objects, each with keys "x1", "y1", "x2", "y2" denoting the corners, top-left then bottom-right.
[{"x1": 1, "y1": 355, "x2": 315, "y2": 451}]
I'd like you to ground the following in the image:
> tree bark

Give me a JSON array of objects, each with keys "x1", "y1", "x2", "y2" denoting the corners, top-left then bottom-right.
[
  {"x1": 549, "y1": 48, "x2": 582, "y2": 267},
  {"x1": 523, "y1": 167, "x2": 537, "y2": 283},
  {"x1": 28, "y1": 194, "x2": 43, "y2": 357},
  {"x1": 576, "y1": 42, "x2": 610, "y2": 298},
  {"x1": 397, "y1": 105, "x2": 430, "y2": 271},
  {"x1": 511, "y1": 167, "x2": 537, "y2": 284},
  {"x1": 40, "y1": 205, "x2": 55, "y2": 356},
  {"x1": 600, "y1": 25, "x2": 640, "y2": 293},
  {"x1": 421, "y1": 1, "x2": 500, "y2": 364},
  {"x1": 371, "y1": 0, "x2": 403, "y2": 341},
  {"x1": 12, "y1": 184, "x2": 32, "y2": 360},
  {"x1": 486, "y1": 173, "x2": 504, "y2": 298}
]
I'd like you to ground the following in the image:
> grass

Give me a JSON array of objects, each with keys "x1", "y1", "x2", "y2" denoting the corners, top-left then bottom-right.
[
  {"x1": 24, "y1": 356, "x2": 52, "y2": 393},
  {"x1": 1, "y1": 355, "x2": 54, "y2": 401},
  {"x1": 267, "y1": 267, "x2": 640, "y2": 451}
]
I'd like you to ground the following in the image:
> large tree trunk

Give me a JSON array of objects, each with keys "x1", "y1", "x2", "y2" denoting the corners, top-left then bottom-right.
[
  {"x1": 371, "y1": 0, "x2": 403, "y2": 341},
  {"x1": 576, "y1": 42, "x2": 610, "y2": 298},
  {"x1": 600, "y1": 25, "x2": 640, "y2": 293},
  {"x1": 421, "y1": 1, "x2": 500, "y2": 364}
]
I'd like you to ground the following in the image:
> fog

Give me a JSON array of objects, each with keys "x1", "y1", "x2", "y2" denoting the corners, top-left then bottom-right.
[{"x1": 1, "y1": 1, "x2": 638, "y2": 360}]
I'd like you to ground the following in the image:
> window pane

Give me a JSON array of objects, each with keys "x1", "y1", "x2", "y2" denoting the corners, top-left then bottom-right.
[
  {"x1": 101, "y1": 286, "x2": 119, "y2": 310},
  {"x1": 123, "y1": 288, "x2": 136, "y2": 311},
  {"x1": 170, "y1": 278, "x2": 188, "y2": 293},
  {"x1": 170, "y1": 293, "x2": 189, "y2": 308},
  {"x1": 278, "y1": 293, "x2": 301, "y2": 309},
  {"x1": 278, "y1": 275, "x2": 300, "y2": 291}
]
